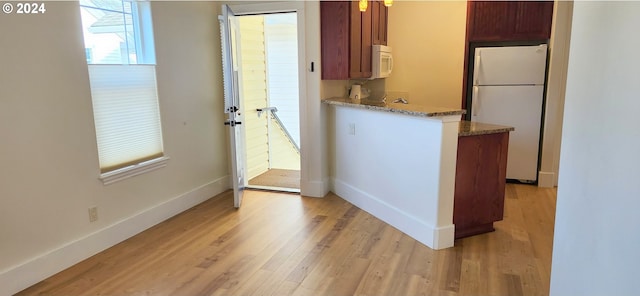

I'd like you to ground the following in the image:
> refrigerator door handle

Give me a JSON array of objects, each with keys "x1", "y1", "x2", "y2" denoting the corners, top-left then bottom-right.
[
  {"x1": 473, "y1": 51, "x2": 481, "y2": 85},
  {"x1": 472, "y1": 86, "x2": 479, "y2": 116}
]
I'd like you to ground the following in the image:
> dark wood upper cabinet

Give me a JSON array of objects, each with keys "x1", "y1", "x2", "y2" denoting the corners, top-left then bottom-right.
[
  {"x1": 467, "y1": 1, "x2": 513, "y2": 41},
  {"x1": 349, "y1": 1, "x2": 373, "y2": 79},
  {"x1": 467, "y1": 1, "x2": 554, "y2": 42},
  {"x1": 371, "y1": 1, "x2": 388, "y2": 46},
  {"x1": 512, "y1": 1, "x2": 554, "y2": 40},
  {"x1": 321, "y1": 1, "x2": 388, "y2": 80},
  {"x1": 320, "y1": 2, "x2": 350, "y2": 80}
]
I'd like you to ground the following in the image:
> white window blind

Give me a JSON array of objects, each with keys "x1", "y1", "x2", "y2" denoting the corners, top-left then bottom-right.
[{"x1": 88, "y1": 64, "x2": 164, "y2": 173}]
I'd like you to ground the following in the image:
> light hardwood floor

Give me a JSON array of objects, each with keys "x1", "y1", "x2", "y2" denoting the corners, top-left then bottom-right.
[{"x1": 18, "y1": 184, "x2": 556, "y2": 296}]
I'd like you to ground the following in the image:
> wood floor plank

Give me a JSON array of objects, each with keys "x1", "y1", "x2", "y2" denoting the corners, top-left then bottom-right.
[
  {"x1": 294, "y1": 210, "x2": 389, "y2": 295},
  {"x1": 285, "y1": 205, "x2": 359, "y2": 283},
  {"x1": 18, "y1": 184, "x2": 556, "y2": 296},
  {"x1": 443, "y1": 244, "x2": 464, "y2": 293},
  {"x1": 239, "y1": 197, "x2": 354, "y2": 296},
  {"x1": 327, "y1": 257, "x2": 371, "y2": 295}
]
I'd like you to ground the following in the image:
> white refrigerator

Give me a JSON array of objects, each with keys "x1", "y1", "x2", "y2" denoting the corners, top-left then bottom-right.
[{"x1": 471, "y1": 44, "x2": 548, "y2": 182}]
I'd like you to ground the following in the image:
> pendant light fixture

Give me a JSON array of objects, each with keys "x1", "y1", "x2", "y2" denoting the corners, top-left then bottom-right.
[
  {"x1": 359, "y1": 0, "x2": 368, "y2": 12},
  {"x1": 360, "y1": 0, "x2": 392, "y2": 12}
]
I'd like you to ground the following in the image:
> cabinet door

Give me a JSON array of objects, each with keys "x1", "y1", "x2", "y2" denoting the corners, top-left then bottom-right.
[
  {"x1": 372, "y1": 1, "x2": 388, "y2": 45},
  {"x1": 320, "y1": 1, "x2": 350, "y2": 80},
  {"x1": 512, "y1": 1, "x2": 554, "y2": 40},
  {"x1": 454, "y1": 132, "x2": 509, "y2": 239},
  {"x1": 467, "y1": 1, "x2": 553, "y2": 42},
  {"x1": 349, "y1": 1, "x2": 372, "y2": 78},
  {"x1": 467, "y1": 1, "x2": 513, "y2": 42}
]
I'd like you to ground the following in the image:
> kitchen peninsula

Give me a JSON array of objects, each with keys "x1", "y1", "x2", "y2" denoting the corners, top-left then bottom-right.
[
  {"x1": 324, "y1": 98, "x2": 513, "y2": 249},
  {"x1": 325, "y1": 98, "x2": 464, "y2": 250}
]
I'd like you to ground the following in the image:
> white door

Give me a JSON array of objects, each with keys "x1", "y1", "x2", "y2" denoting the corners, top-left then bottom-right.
[
  {"x1": 220, "y1": 5, "x2": 246, "y2": 208},
  {"x1": 474, "y1": 44, "x2": 548, "y2": 86},
  {"x1": 471, "y1": 85, "x2": 544, "y2": 181}
]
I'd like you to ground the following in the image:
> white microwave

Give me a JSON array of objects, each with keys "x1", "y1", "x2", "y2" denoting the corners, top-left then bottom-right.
[{"x1": 372, "y1": 45, "x2": 393, "y2": 79}]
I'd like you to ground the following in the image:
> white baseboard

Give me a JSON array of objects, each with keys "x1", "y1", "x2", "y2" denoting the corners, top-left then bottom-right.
[
  {"x1": 301, "y1": 177, "x2": 330, "y2": 198},
  {"x1": 332, "y1": 178, "x2": 454, "y2": 250},
  {"x1": 538, "y1": 171, "x2": 556, "y2": 188},
  {"x1": 0, "y1": 176, "x2": 230, "y2": 296}
]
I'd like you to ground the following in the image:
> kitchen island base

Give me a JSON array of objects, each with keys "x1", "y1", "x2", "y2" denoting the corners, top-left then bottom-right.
[
  {"x1": 454, "y1": 127, "x2": 512, "y2": 239},
  {"x1": 326, "y1": 98, "x2": 464, "y2": 250}
]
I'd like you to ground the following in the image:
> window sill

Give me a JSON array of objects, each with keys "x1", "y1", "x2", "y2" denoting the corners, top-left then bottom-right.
[{"x1": 99, "y1": 156, "x2": 170, "y2": 185}]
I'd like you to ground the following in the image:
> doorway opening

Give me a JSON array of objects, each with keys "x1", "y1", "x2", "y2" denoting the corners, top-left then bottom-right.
[{"x1": 237, "y1": 12, "x2": 301, "y2": 192}]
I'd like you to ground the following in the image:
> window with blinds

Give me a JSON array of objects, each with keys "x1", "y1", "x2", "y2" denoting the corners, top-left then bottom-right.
[{"x1": 80, "y1": 0, "x2": 166, "y2": 182}]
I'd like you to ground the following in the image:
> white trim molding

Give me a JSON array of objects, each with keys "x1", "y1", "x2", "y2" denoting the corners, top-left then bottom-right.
[
  {"x1": 301, "y1": 178, "x2": 330, "y2": 198},
  {"x1": 538, "y1": 171, "x2": 556, "y2": 188},
  {"x1": 333, "y1": 179, "x2": 455, "y2": 249},
  {"x1": 0, "y1": 176, "x2": 230, "y2": 296},
  {"x1": 100, "y1": 156, "x2": 170, "y2": 185}
]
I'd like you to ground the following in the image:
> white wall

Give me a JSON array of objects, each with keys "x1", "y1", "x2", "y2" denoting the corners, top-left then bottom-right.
[
  {"x1": 550, "y1": 2, "x2": 640, "y2": 295},
  {"x1": 301, "y1": 1, "x2": 328, "y2": 197},
  {"x1": 0, "y1": 2, "x2": 229, "y2": 294}
]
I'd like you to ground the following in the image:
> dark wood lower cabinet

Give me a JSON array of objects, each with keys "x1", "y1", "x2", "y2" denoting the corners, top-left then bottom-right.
[{"x1": 454, "y1": 132, "x2": 509, "y2": 239}]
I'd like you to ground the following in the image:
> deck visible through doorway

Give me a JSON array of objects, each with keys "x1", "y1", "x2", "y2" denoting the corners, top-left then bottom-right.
[{"x1": 249, "y1": 169, "x2": 300, "y2": 189}]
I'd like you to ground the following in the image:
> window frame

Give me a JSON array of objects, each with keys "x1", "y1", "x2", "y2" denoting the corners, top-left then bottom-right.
[{"x1": 80, "y1": 0, "x2": 168, "y2": 184}]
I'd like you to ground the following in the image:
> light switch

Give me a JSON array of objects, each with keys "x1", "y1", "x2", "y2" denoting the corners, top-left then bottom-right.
[{"x1": 348, "y1": 123, "x2": 356, "y2": 135}]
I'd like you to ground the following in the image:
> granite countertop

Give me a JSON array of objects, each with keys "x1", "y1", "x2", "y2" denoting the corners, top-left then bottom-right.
[
  {"x1": 322, "y1": 97, "x2": 466, "y2": 118},
  {"x1": 459, "y1": 121, "x2": 514, "y2": 137}
]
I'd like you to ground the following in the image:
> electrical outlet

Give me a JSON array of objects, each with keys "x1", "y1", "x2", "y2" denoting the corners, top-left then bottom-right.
[{"x1": 88, "y1": 207, "x2": 98, "y2": 222}]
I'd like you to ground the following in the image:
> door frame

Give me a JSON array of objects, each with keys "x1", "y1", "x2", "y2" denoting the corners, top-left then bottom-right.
[{"x1": 228, "y1": 2, "x2": 326, "y2": 197}]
